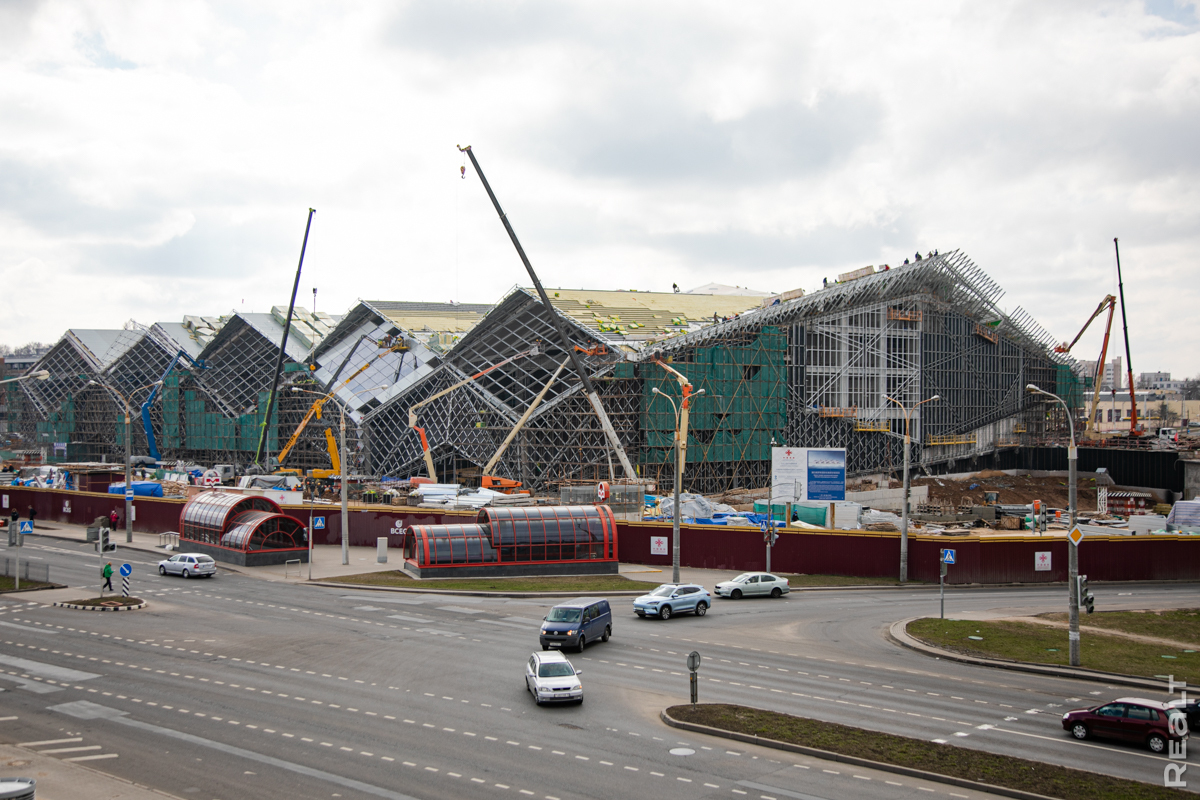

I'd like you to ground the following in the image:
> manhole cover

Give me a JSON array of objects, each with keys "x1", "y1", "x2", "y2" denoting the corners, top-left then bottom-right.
[{"x1": 669, "y1": 748, "x2": 695, "y2": 756}]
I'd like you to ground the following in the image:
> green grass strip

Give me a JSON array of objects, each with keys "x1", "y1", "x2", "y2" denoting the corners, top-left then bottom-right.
[
  {"x1": 782, "y1": 573, "x2": 924, "y2": 587},
  {"x1": 908, "y1": 618, "x2": 1199, "y2": 684},
  {"x1": 1037, "y1": 609, "x2": 1200, "y2": 647},
  {"x1": 325, "y1": 571, "x2": 648, "y2": 593},
  {"x1": 669, "y1": 703, "x2": 1191, "y2": 800},
  {"x1": 0, "y1": 576, "x2": 53, "y2": 592}
]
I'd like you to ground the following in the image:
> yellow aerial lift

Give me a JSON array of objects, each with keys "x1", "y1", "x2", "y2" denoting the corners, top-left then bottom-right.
[
  {"x1": 1054, "y1": 295, "x2": 1115, "y2": 438},
  {"x1": 651, "y1": 357, "x2": 699, "y2": 473},
  {"x1": 277, "y1": 336, "x2": 408, "y2": 477}
]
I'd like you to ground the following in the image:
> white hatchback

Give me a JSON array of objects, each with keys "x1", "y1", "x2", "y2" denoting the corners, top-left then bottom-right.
[
  {"x1": 158, "y1": 553, "x2": 217, "y2": 579},
  {"x1": 525, "y1": 651, "x2": 583, "y2": 705}
]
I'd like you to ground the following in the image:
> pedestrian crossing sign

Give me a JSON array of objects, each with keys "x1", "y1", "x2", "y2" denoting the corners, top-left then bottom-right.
[
  {"x1": 18, "y1": 521, "x2": 33, "y2": 534},
  {"x1": 941, "y1": 548, "x2": 956, "y2": 564}
]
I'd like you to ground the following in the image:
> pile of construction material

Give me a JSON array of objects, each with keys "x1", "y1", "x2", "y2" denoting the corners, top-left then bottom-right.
[
  {"x1": 413, "y1": 483, "x2": 506, "y2": 509},
  {"x1": 182, "y1": 315, "x2": 226, "y2": 348}
]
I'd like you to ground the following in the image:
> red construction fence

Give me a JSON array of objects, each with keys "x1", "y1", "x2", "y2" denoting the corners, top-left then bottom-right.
[{"x1": 5, "y1": 487, "x2": 1198, "y2": 584}]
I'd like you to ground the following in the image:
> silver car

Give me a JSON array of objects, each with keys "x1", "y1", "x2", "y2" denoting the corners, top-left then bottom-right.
[
  {"x1": 525, "y1": 651, "x2": 583, "y2": 705},
  {"x1": 157, "y1": 553, "x2": 216, "y2": 579},
  {"x1": 714, "y1": 572, "x2": 789, "y2": 599}
]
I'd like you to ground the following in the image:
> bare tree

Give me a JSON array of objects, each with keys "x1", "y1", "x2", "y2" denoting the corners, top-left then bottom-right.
[
  {"x1": 1183, "y1": 376, "x2": 1200, "y2": 401},
  {"x1": 13, "y1": 341, "x2": 48, "y2": 356},
  {"x1": 0, "y1": 344, "x2": 11, "y2": 357}
]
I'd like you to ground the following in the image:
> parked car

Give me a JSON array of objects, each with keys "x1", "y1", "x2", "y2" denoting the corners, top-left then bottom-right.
[
  {"x1": 1061, "y1": 698, "x2": 1188, "y2": 752},
  {"x1": 525, "y1": 651, "x2": 583, "y2": 705},
  {"x1": 157, "y1": 553, "x2": 217, "y2": 578},
  {"x1": 540, "y1": 598, "x2": 612, "y2": 652},
  {"x1": 714, "y1": 572, "x2": 790, "y2": 599},
  {"x1": 633, "y1": 584, "x2": 711, "y2": 619}
]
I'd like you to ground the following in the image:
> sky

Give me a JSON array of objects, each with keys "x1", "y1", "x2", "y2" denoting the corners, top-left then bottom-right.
[{"x1": 1, "y1": 0, "x2": 1197, "y2": 377}]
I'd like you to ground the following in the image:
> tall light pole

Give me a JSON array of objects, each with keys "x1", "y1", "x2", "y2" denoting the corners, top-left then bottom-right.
[
  {"x1": 652, "y1": 386, "x2": 704, "y2": 584},
  {"x1": 885, "y1": 393, "x2": 940, "y2": 583},
  {"x1": 88, "y1": 378, "x2": 162, "y2": 543},
  {"x1": 1028, "y1": 383, "x2": 1080, "y2": 666},
  {"x1": 292, "y1": 385, "x2": 387, "y2": 567}
]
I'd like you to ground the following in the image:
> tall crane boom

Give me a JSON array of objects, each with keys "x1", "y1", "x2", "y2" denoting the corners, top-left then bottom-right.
[{"x1": 457, "y1": 144, "x2": 636, "y2": 479}]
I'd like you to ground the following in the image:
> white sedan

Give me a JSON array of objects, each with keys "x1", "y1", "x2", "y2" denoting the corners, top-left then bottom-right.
[
  {"x1": 714, "y1": 572, "x2": 790, "y2": 599},
  {"x1": 157, "y1": 553, "x2": 217, "y2": 578}
]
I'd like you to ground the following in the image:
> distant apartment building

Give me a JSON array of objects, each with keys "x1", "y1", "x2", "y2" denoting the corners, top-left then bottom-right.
[
  {"x1": 1078, "y1": 357, "x2": 1122, "y2": 391},
  {"x1": 1139, "y1": 371, "x2": 1184, "y2": 390}
]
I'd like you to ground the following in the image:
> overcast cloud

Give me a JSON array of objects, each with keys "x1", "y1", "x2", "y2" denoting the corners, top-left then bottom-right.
[{"x1": 0, "y1": 0, "x2": 1197, "y2": 377}]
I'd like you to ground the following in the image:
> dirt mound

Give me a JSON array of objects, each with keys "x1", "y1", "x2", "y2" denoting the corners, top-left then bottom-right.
[{"x1": 913, "y1": 473, "x2": 1099, "y2": 509}]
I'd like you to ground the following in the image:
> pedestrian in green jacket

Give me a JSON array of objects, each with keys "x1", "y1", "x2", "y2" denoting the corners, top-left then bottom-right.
[{"x1": 102, "y1": 562, "x2": 113, "y2": 592}]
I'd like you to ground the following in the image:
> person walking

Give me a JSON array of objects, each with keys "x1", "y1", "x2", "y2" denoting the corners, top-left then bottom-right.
[
  {"x1": 102, "y1": 562, "x2": 114, "y2": 592},
  {"x1": 27, "y1": 505, "x2": 36, "y2": 526}
]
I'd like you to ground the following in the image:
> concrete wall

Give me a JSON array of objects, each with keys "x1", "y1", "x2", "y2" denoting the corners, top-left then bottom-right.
[
  {"x1": 846, "y1": 485, "x2": 928, "y2": 511},
  {"x1": 1183, "y1": 461, "x2": 1200, "y2": 501}
]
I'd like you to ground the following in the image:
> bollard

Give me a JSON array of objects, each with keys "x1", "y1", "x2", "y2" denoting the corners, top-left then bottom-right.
[{"x1": 377, "y1": 537, "x2": 388, "y2": 564}]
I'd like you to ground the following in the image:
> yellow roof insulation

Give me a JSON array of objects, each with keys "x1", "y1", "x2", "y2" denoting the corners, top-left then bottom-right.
[
  {"x1": 540, "y1": 288, "x2": 764, "y2": 341},
  {"x1": 367, "y1": 301, "x2": 491, "y2": 334}
]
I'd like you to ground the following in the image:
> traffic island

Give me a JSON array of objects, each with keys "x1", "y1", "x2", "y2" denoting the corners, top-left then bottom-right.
[
  {"x1": 905, "y1": 618, "x2": 1198, "y2": 685},
  {"x1": 663, "y1": 703, "x2": 1190, "y2": 800},
  {"x1": 53, "y1": 597, "x2": 147, "y2": 611}
]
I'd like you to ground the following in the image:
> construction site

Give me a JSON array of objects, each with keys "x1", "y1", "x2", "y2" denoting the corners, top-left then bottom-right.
[{"x1": 3, "y1": 154, "x2": 1194, "y2": 529}]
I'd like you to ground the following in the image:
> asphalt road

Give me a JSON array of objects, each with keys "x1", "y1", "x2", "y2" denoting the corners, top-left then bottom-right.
[{"x1": 2, "y1": 534, "x2": 1198, "y2": 800}]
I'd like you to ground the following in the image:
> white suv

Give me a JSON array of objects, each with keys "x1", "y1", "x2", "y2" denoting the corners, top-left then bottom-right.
[
  {"x1": 158, "y1": 553, "x2": 217, "y2": 578},
  {"x1": 525, "y1": 651, "x2": 583, "y2": 705}
]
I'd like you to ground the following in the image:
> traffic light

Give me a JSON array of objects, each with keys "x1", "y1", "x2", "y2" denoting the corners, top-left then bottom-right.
[
  {"x1": 1077, "y1": 574, "x2": 1094, "y2": 614},
  {"x1": 98, "y1": 528, "x2": 115, "y2": 553}
]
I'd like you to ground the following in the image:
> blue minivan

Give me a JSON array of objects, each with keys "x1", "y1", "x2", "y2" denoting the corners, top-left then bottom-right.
[{"x1": 540, "y1": 598, "x2": 612, "y2": 652}]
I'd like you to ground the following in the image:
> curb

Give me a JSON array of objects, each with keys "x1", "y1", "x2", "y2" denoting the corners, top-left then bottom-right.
[
  {"x1": 307, "y1": 581, "x2": 647, "y2": 598},
  {"x1": 53, "y1": 600, "x2": 148, "y2": 612},
  {"x1": 888, "y1": 618, "x2": 1170, "y2": 691},
  {"x1": 660, "y1": 707, "x2": 1058, "y2": 800}
]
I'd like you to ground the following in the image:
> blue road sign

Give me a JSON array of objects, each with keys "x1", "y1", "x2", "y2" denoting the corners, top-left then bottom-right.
[
  {"x1": 313, "y1": 516, "x2": 326, "y2": 530},
  {"x1": 18, "y1": 521, "x2": 33, "y2": 534},
  {"x1": 941, "y1": 548, "x2": 956, "y2": 565},
  {"x1": 125, "y1": 489, "x2": 134, "y2": 499},
  {"x1": 119, "y1": 563, "x2": 132, "y2": 577}
]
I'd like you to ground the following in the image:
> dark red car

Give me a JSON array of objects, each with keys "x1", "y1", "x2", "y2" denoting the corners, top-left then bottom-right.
[{"x1": 1061, "y1": 697, "x2": 1188, "y2": 753}]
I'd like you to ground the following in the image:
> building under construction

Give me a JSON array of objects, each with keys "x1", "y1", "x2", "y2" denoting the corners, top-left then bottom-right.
[{"x1": 7, "y1": 251, "x2": 1082, "y2": 492}]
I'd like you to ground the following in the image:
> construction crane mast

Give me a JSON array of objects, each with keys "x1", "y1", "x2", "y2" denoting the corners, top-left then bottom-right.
[
  {"x1": 1114, "y1": 238, "x2": 1140, "y2": 436},
  {"x1": 1055, "y1": 295, "x2": 1115, "y2": 438},
  {"x1": 458, "y1": 145, "x2": 637, "y2": 479}
]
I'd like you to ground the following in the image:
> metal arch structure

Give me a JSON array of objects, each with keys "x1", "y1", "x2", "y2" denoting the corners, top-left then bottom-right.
[
  {"x1": 362, "y1": 287, "x2": 640, "y2": 490},
  {"x1": 637, "y1": 252, "x2": 1078, "y2": 489}
]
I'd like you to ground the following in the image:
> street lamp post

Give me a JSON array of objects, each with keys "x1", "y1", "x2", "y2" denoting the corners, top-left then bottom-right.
[
  {"x1": 652, "y1": 386, "x2": 704, "y2": 584},
  {"x1": 292, "y1": 385, "x2": 387, "y2": 568},
  {"x1": 1028, "y1": 383, "x2": 1080, "y2": 666},
  {"x1": 885, "y1": 394, "x2": 940, "y2": 583},
  {"x1": 88, "y1": 378, "x2": 162, "y2": 543}
]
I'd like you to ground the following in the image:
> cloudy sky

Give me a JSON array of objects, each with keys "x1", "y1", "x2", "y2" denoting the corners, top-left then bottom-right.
[{"x1": 1, "y1": 0, "x2": 1197, "y2": 377}]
